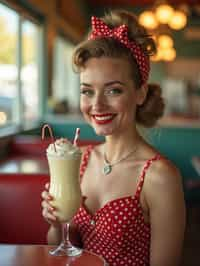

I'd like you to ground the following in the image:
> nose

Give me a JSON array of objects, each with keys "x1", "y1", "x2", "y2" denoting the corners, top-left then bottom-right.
[{"x1": 92, "y1": 93, "x2": 107, "y2": 111}]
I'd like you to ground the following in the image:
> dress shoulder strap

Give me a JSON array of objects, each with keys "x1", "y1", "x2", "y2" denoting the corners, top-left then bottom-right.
[
  {"x1": 80, "y1": 145, "x2": 94, "y2": 180},
  {"x1": 135, "y1": 154, "x2": 162, "y2": 199}
]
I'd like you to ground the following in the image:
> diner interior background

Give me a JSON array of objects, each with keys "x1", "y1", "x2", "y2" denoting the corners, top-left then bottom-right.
[{"x1": 0, "y1": 0, "x2": 200, "y2": 265}]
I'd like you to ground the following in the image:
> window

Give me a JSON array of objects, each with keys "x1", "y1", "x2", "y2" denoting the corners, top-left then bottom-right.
[
  {"x1": 22, "y1": 20, "x2": 40, "y2": 120},
  {"x1": 50, "y1": 36, "x2": 80, "y2": 115},
  {"x1": 0, "y1": 4, "x2": 18, "y2": 126},
  {"x1": 0, "y1": 3, "x2": 43, "y2": 129}
]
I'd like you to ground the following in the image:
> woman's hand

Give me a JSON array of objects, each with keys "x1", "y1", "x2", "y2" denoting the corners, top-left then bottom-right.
[
  {"x1": 41, "y1": 183, "x2": 60, "y2": 227},
  {"x1": 42, "y1": 183, "x2": 81, "y2": 245}
]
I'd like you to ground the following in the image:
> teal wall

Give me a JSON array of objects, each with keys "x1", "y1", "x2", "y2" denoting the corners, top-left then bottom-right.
[
  {"x1": 148, "y1": 127, "x2": 200, "y2": 179},
  {"x1": 150, "y1": 62, "x2": 166, "y2": 84},
  {"x1": 148, "y1": 127, "x2": 200, "y2": 202}
]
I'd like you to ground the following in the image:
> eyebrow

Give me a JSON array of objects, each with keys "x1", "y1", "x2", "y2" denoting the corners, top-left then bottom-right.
[{"x1": 80, "y1": 81, "x2": 125, "y2": 87}]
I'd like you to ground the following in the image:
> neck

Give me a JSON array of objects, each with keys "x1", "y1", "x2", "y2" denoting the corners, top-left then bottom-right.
[{"x1": 104, "y1": 126, "x2": 141, "y2": 163}]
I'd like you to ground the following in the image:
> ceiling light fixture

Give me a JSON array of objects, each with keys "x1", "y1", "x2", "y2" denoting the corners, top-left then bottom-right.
[
  {"x1": 139, "y1": 1, "x2": 187, "y2": 62},
  {"x1": 139, "y1": 1, "x2": 187, "y2": 31}
]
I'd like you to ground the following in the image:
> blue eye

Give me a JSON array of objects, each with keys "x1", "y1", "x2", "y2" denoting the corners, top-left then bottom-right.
[
  {"x1": 106, "y1": 88, "x2": 123, "y2": 95},
  {"x1": 80, "y1": 89, "x2": 94, "y2": 97}
]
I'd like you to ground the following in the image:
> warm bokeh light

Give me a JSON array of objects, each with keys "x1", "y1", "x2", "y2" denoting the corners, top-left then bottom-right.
[
  {"x1": 155, "y1": 4, "x2": 174, "y2": 24},
  {"x1": 151, "y1": 48, "x2": 163, "y2": 61},
  {"x1": 158, "y1": 34, "x2": 174, "y2": 49},
  {"x1": 138, "y1": 11, "x2": 158, "y2": 30},
  {"x1": 139, "y1": 2, "x2": 188, "y2": 62},
  {"x1": 168, "y1": 10, "x2": 187, "y2": 30},
  {"x1": 151, "y1": 54, "x2": 160, "y2": 62},
  {"x1": 0, "y1": 112, "x2": 7, "y2": 125},
  {"x1": 161, "y1": 47, "x2": 176, "y2": 61},
  {"x1": 151, "y1": 45, "x2": 176, "y2": 62}
]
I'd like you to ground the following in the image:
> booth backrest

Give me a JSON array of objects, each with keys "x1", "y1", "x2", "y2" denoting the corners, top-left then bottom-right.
[
  {"x1": 9, "y1": 137, "x2": 103, "y2": 157},
  {"x1": 0, "y1": 173, "x2": 50, "y2": 244}
]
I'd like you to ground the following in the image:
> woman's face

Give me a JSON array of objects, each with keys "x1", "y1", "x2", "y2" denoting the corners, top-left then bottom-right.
[{"x1": 80, "y1": 56, "x2": 143, "y2": 136}]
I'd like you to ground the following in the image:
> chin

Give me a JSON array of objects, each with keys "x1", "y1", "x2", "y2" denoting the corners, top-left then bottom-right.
[{"x1": 93, "y1": 127, "x2": 115, "y2": 136}]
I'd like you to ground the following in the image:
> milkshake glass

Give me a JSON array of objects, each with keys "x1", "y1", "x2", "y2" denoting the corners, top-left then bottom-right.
[{"x1": 47, "y1": 138, "x2": 82, "y2": 256}]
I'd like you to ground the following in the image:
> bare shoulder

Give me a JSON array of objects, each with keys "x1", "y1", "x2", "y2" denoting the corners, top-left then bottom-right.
[
  {"x1": 147, "y1": 155, "x2": 182, "y2": 187},
  {"x1": 144, "y1": 154, "x2": 184, "y2": 206}
]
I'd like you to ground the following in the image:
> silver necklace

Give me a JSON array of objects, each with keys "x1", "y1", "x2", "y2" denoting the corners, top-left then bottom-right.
[{"x1": 103, "y1": 146, "x2": 138, "y2": 175}]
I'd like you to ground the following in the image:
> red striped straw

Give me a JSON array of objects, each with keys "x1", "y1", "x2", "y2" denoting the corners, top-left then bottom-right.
[
  {"x1": 73, "y1": 128, "x2": 80, "y2": 146},
  {"x1": 41, "y1": 124, "x2": 56, "y2": 152}
]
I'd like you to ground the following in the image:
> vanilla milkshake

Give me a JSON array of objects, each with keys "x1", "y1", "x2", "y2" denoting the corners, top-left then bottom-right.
[{"x1": 47, "y1": 138, "x2": 82, "y2": 223}]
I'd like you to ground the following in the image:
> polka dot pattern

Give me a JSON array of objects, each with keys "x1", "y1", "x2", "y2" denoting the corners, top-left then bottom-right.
[
  {"x1": 88, "y1": 16, "x2": 150, "y2": 85},
  {"x1": 73, "y1": 146, "x2": 161, "y2": 266}
]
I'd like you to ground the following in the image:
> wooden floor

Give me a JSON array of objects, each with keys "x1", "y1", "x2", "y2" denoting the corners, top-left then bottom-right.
[{"x1": 181, "y1": 204, "x2": 200, "y2": 266}]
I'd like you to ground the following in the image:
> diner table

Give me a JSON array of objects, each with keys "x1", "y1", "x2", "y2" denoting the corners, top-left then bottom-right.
[{"x1": 0, "y1": 245, "x2": 108, "y2": 266}]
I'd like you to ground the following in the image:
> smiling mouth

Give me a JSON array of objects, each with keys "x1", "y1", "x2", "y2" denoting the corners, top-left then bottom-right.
[{"x1": 92, "y1": 114, "x2": 116, "y2": 124}]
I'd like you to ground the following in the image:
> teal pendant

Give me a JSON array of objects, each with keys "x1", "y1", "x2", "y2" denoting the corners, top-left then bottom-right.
[{"x1": 103, "y1": 164, "x2": 112, "y2": 175}]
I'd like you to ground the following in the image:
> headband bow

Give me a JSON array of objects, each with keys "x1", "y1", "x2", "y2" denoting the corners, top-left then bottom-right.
[{"x1": 88, "y1": 16, "x2": 150, "y2": 85}]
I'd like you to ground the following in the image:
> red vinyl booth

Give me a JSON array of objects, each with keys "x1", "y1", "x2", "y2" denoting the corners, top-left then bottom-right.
[{"x1": 0, "y1": 173, "x2": 50, "y2": 244}]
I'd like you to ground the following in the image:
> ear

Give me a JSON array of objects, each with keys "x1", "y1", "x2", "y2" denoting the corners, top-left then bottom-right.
[{"x1": 136, "y1": 84, "x2": 148, "y2": 106}]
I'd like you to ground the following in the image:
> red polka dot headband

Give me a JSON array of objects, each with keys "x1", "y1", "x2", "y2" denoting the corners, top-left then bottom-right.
[{"x1": 88, "y1": 16, "x2": 150, "y2": 85}]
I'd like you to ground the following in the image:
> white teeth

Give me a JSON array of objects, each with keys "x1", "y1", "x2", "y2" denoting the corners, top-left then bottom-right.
[{"x1": 94, "y1": 115, "x2": 113, "y2": 121}]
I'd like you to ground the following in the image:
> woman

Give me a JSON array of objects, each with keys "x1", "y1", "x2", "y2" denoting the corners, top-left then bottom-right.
[{"x1": 42, "y1": 10, "x2": 186, "y2": 266}]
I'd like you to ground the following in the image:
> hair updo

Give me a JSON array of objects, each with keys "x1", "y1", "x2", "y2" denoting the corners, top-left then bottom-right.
[{"x1": 73, "y1": 9, "x2": 165, "y2": 128}]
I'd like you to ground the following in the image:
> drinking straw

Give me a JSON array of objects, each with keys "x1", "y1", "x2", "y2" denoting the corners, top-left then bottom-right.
[
  {"x1": 41, "y1": 124, "x2": 56, "y2": 152},
  {"x1": 73, "y1": 128, "x2": 80, "y2": 146}
]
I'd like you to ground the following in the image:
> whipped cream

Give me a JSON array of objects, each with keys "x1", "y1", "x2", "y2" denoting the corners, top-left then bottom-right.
[{"x1": 47, "y1": 138, "x2": 81, "y2": 157}]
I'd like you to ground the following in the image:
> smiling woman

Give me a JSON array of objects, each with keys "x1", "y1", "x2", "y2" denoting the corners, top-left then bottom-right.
[
  {"x1": 41, "y1": 9, "x2": 186, "y2": 266},
  {"x1": 79, "y1": 57, "x2": 141, "y2": 136}
]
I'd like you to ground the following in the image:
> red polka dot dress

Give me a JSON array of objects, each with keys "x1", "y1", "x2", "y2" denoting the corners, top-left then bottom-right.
[{"x1": 73, "y1": 145, "x2": 161, "y2": 266}]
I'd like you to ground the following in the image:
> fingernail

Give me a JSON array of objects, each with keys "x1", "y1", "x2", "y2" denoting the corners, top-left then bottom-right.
[
  {"x1": 47, "y1": 195, "x2": 53, "y2": 200},
  {"x1": 50, "y1": 206, "x2": 55, "y2": 211}
]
